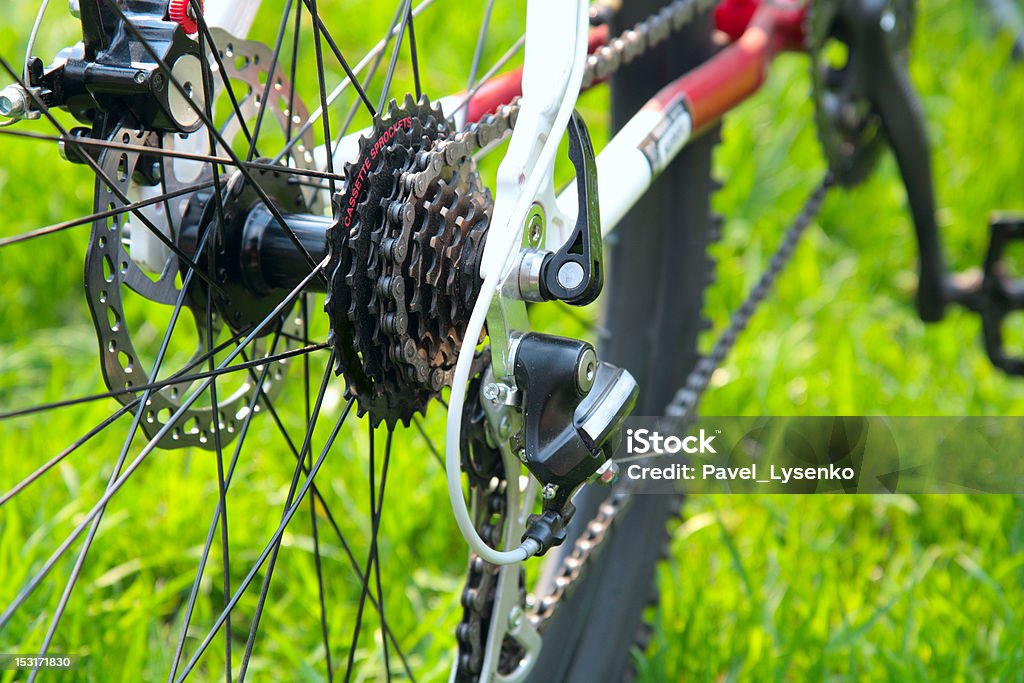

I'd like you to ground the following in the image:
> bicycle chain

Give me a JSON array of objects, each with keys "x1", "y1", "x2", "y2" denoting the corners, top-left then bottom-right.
[{"x1": 666, "y1": 175, "x2": 833, "y2": 417}]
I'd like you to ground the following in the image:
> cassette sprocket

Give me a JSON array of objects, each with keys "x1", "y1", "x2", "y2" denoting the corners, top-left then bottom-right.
[{"x1": 324, "y1": 95, "x2": 491, "y2": 426}]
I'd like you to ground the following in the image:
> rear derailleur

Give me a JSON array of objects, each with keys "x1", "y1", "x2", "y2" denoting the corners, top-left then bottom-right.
[{"x1": 478, "y1": 111, "x2": 637, "y2": 559}]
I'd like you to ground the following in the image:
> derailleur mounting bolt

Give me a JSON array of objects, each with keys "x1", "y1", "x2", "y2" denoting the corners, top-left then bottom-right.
[
  {"x1": 575, "y1": 347, "x2": 598, "y2": 394},
  {"x1": 0, "y1": 85, "x2": 30, "y2": 120},
  {"x1": 541, "y1": 483, "x2": 559, "y2": 500},
  {"x1": 483, "y1": 381, "x2": 519, "y2": 406}
]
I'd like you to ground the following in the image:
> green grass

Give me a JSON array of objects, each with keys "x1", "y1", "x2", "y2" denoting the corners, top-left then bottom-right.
[{"x1": 1, "y1": 1, "x2": 1023, "y2": 681}]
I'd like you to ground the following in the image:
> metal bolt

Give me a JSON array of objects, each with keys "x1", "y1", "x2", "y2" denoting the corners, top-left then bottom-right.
[
  {"x1": 880, "y1": 10, "x2": 896, "y2": 32},
  {"x1": 517, "y1": 448, "x2": 527, "y2": 463},
  {"x1": 525, "y1": 204, "x2": 545, "y2": 247},
  {"x1": 541, "y1": 483, "x2": 558, "y2": 500},
  {"x1": 483, "y1": 382, "x2": 514, "y2": 404},
  {"x1": 0, "y1": 84, "x2": 29, "y2": 119},
  {"x1": 529, "y1": 222, "x2": 542, "y2": 246},
  {"x1": 576, "y1": 347, "x2": 598, "y2": 394},
  {"x1": 133, "y1": 71, "x2": 148, "y2": 85},
  {"x1": 556, "y1": 261, "x2": 585, "y2": 290}
]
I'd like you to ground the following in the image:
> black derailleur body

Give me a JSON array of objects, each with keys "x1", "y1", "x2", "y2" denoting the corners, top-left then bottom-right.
[
  {"x1": 28, "y1": 0, "x2": 203, "y2": 134},
  {"x1": 509, "y1": 333, "x2": 637, "y2": 555}
]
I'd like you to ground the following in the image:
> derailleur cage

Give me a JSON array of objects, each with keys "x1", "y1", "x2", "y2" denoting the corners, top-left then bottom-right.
[{"x1": 482, "y1": 108, "x2": 634, "y2": 557}]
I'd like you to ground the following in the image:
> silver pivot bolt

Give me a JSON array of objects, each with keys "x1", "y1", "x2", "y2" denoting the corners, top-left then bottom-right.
[
  {"x1": 0, "y1": 85, "x2": 34, "y2": 120},
  {"x1": 575, "y1": 347, "x2": 598, "y2": 394}
]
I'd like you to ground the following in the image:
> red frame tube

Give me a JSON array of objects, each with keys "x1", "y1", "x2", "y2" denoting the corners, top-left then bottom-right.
[
  {"x1": 464, "y1": 1, "x2": 806, "y2": 130},
  {"x1": 669, "y1": 0, "x2": 805, "y2": 131}
]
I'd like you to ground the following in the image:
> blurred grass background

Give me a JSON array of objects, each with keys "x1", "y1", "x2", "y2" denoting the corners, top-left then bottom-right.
[{"x1": 1, "y1": 0, "x2": 1023, "y2": 681}]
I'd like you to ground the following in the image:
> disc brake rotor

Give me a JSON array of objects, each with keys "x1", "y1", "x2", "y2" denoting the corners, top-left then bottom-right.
[{"x1": 84, "y1": 30, "x2": 316, "y2": 450}]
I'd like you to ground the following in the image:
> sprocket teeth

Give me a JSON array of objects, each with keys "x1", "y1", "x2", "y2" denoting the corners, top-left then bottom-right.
[{"x1": 323, "y1": 94, "x2": 491, "y2": 427}]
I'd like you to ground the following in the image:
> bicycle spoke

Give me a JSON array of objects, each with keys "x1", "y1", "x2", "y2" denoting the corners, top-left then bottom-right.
[
  {"x1": 308, "y1": 0, "x2": 339, "y2": 196},
  {"x1": 237, "y1": 353, "x2": 416, "y2": 681},
  {"x1": 412, "y1": 417, "x2": 444, "y2": 470},
  {"x1": 27, "y1": 407, "x2": 145, "y2": 681},
  {"x1": 173, "y1": 396, "x2": 354, "y2": 683},
  {"x1": 193, "y1": 34, "x2": 235, "y2": 671},
  {"x1": 406, "y1": 3, "x2": 422, "y2": 102},
  {"x1": 376, "y1": 0, "x2": 415, "y2": 114},
  {"x1": 236, "y1": 353, "x2": 336, "y2": 682},
  {"x1": 167, "y1": 334, "x2": 284, "y2": 682},
  {"x1": 0, "y1": 342, "x2": 328, "y2": 421},
  {"x1": 333, "y1": 3, "x2": 405, "y2": 149},
  {"x1": 286, "y1": 0, "x2": 302, "y2": 143},
  {"x1": 299, "y1": 0, "x2": 377, "y2": 118},
  {"x1": 0, "y1": 177, "x2": 215, "y2": 249},
  {"x1": 451, "y1": 34, "x2": 525, "y2": 119},
  {"x1": 0, "y1": 324, "x2": 249, "y2": 506},
  {"x1": 270, "y1": 0, "x2": 439, "y2": 167},
  {"x1": 343, "y1": 424, "x2": 394, "y2": 683},
  {"x1": 309, "y1": 485, "x2": 334, "y2": 681},
  {"x1": 190, "y1": 1, "x2": 257, "y2": 156},
  {"x1": 373, "y1": 429, "x2": 394, "y2": 681},
  {"x1": 26, "y1": 208, "x2": 221, "y2": 673},
  {"x1": 247, "y1": 0, "x2": 296, "y2": 161},
  {"x1": 467, "y1": 0, "x2": 497, "y2": 92},
  {"x1": 0, "y1": 401, "x2": 136, "y2": 507},
  {"x1": 0, "y1": 128, "x2": 346, "y2": 184},
  {"x1": 0, "y1": 257, "x2": 326, "y2": 631},
  {"x1": 301, "y1": 295, "x2": 335, "y2": 682}
]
